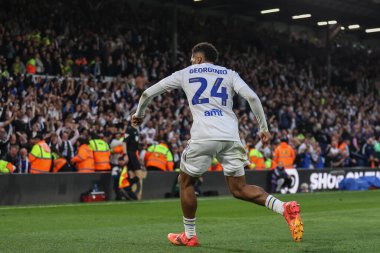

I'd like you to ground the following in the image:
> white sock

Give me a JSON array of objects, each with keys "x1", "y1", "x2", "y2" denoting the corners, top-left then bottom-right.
[
  {"x1": 183, "y1": 217, "x2": 196, "y2": 238},
  {"x1": 265, "y1": 195, "x2": 284, "y2": 215}
]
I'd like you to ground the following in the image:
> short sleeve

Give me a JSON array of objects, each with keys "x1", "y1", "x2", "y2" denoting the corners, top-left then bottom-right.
[{"x1": 157, "y1": 70, "x2": 183, "y2": 91}]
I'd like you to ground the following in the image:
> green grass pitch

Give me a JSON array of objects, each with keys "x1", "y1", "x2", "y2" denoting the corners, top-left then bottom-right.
[{"x1": 1, "y1": 190, "x2": 380, "y2": 253}]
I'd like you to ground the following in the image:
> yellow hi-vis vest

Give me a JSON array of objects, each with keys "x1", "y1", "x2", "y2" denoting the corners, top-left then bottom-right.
[
  {"x1": 0, "y1": 160, "x2": 14, "y2": 174},
  {"x1": 147, "y1": 144, "x2": 173, "y2": 162},
  {"x1": 248, "y1": 149, "x2": 265, "y2": 170},
  {"x1": 89, "y1": 139, "x2": 111, "y2": 170},
  {"x1": 119, "y1": 166, "x2": 130, "y2": 189},
  {"x1": 89, "y1": 139, "x2": 110, "y2": 152},
  {"x1": 145, "y1": 143, "x2": 174, "y2": 171},
  {"x1": 29, "y1": 141, "x2": 52, "y2": 173}
]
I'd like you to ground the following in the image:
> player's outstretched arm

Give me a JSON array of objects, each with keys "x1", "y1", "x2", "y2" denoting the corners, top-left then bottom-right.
[
  {"x1": 237, "y1": 85, "x2": 271, "y2": 145},
  {"x1": 132, "y1": 83, "x2": 166, "y2": 127},
  {"x1": 132, "y1": 71, "x2": 182, "y2": 128}
]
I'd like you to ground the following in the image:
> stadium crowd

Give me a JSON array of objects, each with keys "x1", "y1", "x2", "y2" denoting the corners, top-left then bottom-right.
[{"x1": 0, "y1": 1, "x2": 380, "y2": 175}]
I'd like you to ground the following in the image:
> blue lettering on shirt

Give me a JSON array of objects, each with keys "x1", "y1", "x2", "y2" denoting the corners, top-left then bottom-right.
[
  {"x1": 189, "y1": 67, "x2": 227, "y2": 75},
  {"x1": 204, "y1": 109, "x2": 223, "y2": 117}
]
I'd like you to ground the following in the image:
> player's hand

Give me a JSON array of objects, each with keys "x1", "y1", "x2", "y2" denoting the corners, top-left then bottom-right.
[
  {"x1": 131, "y1": 114, "x2": 144, "y2": 128},
  {"x1": 258, "y1": 131, "x2": 271, "y2": 145}
]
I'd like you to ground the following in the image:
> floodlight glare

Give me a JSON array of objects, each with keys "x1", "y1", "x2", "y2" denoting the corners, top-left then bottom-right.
[
  {"x1": 261, "y1": 8, "x2": 280, "y2": 14},
  {"x1": 292, "y1": 14, "x2": 312, "y2": 19},
  {"x1": 328, "y1": 20, "x2": 337, "y2": 25},
  {"x1": 365, "y1": 28, "x2": 380, "y2": 33},
  {"x1": 348, "y1": 24, "x2": 360, "y2": 29},
  {"x1": 317, "y1": 21, "x2": 328, "y2": 26}
]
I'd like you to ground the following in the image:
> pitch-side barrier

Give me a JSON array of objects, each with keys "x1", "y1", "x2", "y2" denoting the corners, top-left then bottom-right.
[{"x1": 0, "y1": 168, "x2": 379, "y2": 205}]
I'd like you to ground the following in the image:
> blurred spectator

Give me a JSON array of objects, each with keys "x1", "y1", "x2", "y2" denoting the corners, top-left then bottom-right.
[
  {"x1": 28, "y1": 135, "x2": 52, "y2": 174},
  {"x1": 296, "y1": 135, "x2": 315, "y2": 169},
  {"x1": 56, "y1": 123, "x2": 79, "y2": 161},
  {"x1": 109, "y1": 132, "x2": 125, "y2": 167},
  {"x1": 112, "y1": 156, "x2": 139, "y2": 200},
  {"x1": 89, "y1": 134, "x2": 111, "y2": 171},
  {"x1": 312, "y1": 145, "x2": 325, "y2": 169},
  {"x1": 374, "y1": 137, "x2": 380, "y2": 168},
  {"x1": 52, "y1": 150, "x2": 69, "y2": 172},
  {"x1": 273, "y1": 138, "x2": 296, "y2": 169},
  {"x1": 17, "y1": 148, "x2": 30, "y2": 173},
  {"x1": 71, "y1": 137, "x2": 95, "y2": 173},
  {"x1": 0, "y1": 160, "x2": 15, "y2": 174},
  {"x1": 5, "y1": 144, "x2": 19, "y2": 171},
  {"x1": 171, "y1": 145, "x2": 182, "y2": 171},
  {"x1": 271, "y1": 162, "x2": 292, "y2": 193},
  {"x1": 248, "y1": 144, "x2": 266, "y2": 170},
  {"x1": 12, "y1": 56, "x2": 26, "y2": 75},
  {"x1": 325, "y1": 138, "x2": 345, "y2": 167},
  {"x1": 144, "y1": 141, "x2": 174, "y2": 171}
]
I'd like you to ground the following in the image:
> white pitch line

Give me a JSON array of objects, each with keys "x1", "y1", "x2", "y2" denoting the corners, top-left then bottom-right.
[
  {"x1": 0, "y1": 196, "x2": 232, "y2": 210},
  {"x1": 0, "y1": 191, "x2": 375, "y2": 210}
]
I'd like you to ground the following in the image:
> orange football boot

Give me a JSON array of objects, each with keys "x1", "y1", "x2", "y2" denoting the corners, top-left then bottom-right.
[
  {"x1": 283, "y1": 201, "x2": 304, "y2": 242},
  {"x1": 167, "y1": 232, "x2": 199, "y2": 247}
]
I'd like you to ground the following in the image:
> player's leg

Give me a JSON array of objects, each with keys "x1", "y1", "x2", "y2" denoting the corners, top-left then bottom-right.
[
  {"x1": 225, "y1": 175, "x2": 303, "y2": 241},
  {"x1": 179, "y1": 171, "x2": 198, "y2": 219},
  {"x1": 219, "y1": 141, "x2": 285, "y2": 208},
  {"x1": 168, "y1": 140, "x2": 214, "y2": 247},
  {"x1": 168, "y1": 170, "x2": 200, "y2": 247},
  {"x1": 225, "y1": 175, "x2": 269, "y2": 205},
  {"x1": 220, "y1": 141, "x2": 303, "y2": 242},
  {"x1": 226, "y1": 175, "x2": 288, "y2": 215}
]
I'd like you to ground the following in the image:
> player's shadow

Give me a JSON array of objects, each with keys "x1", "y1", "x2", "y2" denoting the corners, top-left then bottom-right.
[{"x1": 201, "y1": 246, "x2": 254, "y2": 253}]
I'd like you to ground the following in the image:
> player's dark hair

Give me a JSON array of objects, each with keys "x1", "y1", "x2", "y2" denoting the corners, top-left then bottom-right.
[{"x1": 192, "y1": 42, "x2": 219, "y2": 63}]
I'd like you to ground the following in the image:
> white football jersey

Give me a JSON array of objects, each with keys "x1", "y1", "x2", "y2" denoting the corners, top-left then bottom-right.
[{"x1": 155, "y1": 63, "x2": 249, "y2": 141}]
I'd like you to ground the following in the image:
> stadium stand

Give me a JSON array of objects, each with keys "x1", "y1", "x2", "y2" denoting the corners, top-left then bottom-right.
[{"x1": 0, "y1": 0, "x2": 380, "y2": 175}]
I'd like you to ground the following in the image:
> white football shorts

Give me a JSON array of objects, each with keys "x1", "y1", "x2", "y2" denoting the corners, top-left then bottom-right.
[{"x1": 180, "y1": 140, "x2": 249, "y2": 177}]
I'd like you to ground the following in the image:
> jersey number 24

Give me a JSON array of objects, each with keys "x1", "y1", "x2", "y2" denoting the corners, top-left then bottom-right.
[{"x1": 189, "y1": 77, "x2": 228, "y2": 106}]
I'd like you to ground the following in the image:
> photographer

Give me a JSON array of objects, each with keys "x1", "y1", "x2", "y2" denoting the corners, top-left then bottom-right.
[{"x1": 271, "y1": 162, "x2": 292, "y2": 193}]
